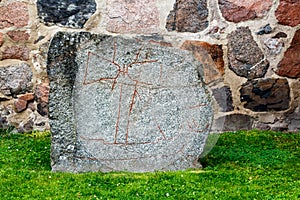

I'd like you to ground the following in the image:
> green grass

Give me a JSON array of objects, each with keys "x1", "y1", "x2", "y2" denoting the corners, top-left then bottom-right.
[{"x1": 0, "y1": 129, "x2": 299, "y2": 199}]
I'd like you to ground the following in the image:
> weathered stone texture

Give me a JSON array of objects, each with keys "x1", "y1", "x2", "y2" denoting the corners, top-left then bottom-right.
[
  {"x1": 276, "y1": 29, "x2": 300, "y2": 78},
  {"x1": 181, "y1": 41, "x2": 224, "y2": 83},
  {"x1": 0, "y1": 116, "x2": 8, "y2": 129},
  {"x1": 7, "y1": 30, "x2": 30, "y2": 42},
  {"x1": 47, "y1": 32, "x2": 212, "y2": 172},
  {"x1": 264, "y1": 38, "x2": 284, "y2": 55},
  {"x1": 287, "y1": 105, "x2": 300, "y2": 132},
  {"x1": 22, "y1": 119, "x2": 34, "y2": 132},
  {"x1": 273, "y1": 32, "x2": 287, "y2": 39},
  {"x1": 106, "y1": 0, "x2": 160, "y2": 33},
  {"x1": 0, "y1": 63, "x2": 33, "y2": 97},
  {"x1": 254, "y1": 122, "x2": 271, "y2": 130},
  {"x1": 19, "y1": 93, "x2": 35, "y2": 101},
  {"x1": 1, "y1": 46, "x2": 30, "y2": 61},
  {"x1": 240, "y1": 78, "x2": 290, "y2": 112},
  {"x1": 212, "y1": 86, "x2": 234, "y2": 112},
  {"x1": 256, "y1": 24, "x2": 272, "y2": 35},
  {"x1": 35, "y1": 83, "x2": 49, "y2": 117},
  {"x1": 284, "y1": 79, "x2": 300, "y2": 132},
  {"x1": 227, "y1": 27, "x2": 269, "y2": 79},
  {"x1": 166, "y1": 0, "x2": 208, "y2": 33},
  {"x1": 276, "y1": 0, "x2": 300, "y2": 27},
  {"x1": 37, "y1": 0, "x2": 96, "y2": 28},
  {"x1": 14, "y1": 99, "x2": 27, "y2": 113},
  {"x1": 0, "y1": 2, "x2": 29, "y2": 28},
  {"x1": 0, "y1": 33, "x2": 3, "y2": 47},
  {"x1": 0, "y1": 105, "x2": 9, "y2": 129},
  {"x1": 14, "y1": 95, "x2": 33, "y2": 109},
  {"x1": 218, "y1": 0, "x2": 272, "y2": 23},
  {"x1": 212, "y1": 114, "x2": 254, "y2": 132}
]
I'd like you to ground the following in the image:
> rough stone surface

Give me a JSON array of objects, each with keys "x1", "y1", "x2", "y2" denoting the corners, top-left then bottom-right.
[
  {"x1": 15, "y1": 93, "x2": 35, "y2": 112},
  {"x1": 273, "y1": 32, "x2": 287, "y2": 39},
  {"x1": 287, "y1": 106, "x2": 300, "y2": 132},
  {"x1": 212, "y1": 114, "x2": 254, "y2": 132},
  {"x1": 227, "y1": 27, "x2": 269, "y2": 79},
  {"x1": 35, "y1": 83, "x2": 49, "y2": 117},
  {"x1": 14, "y1": 99, "x2": 27, "y2": 113},
  {"x1": 32, "y1": 42, "x2": 50, "y2": 80},
  {"x1": 285, "y1": 82, "x2": 300, "y2": 132},
  {"x1": 256, "y1": 24, "x2": 272, "y2": 35},
  {"x1": 254, "y1": 122, "x2": 271, "y2": 130},
  {"x1": 19, "y1": 93, "x2": 35, "y2": 101},
  {"x1": 264, "y1": 38, "x2": 284, "y2": 55},
  {"x1": 270, "y1": 122, "x2": 289, "y2": 132},
  {"x1": 276, "y1": 29, "x2": 300, "y2": 78},
  {"x1": 7, "y1": 30, "x2": 30, "y2": 42},
  {"x1": 0, "y1": 2, "x2": 29, "y2": 28},
  {"x1": 0, "y1": 33, "x2": 3, "y2": 47},
  {"x1": 0, "y1": 94, "x2": 11, "y2": 101},
  {"x1": 0, "y1": 105, "x2": 10, "y2": 129},
  {"x1": 0, "y1": 116, "x2": 8, "y2": 129},
  {"x1": 218, "y1": 0, "x2": 272, "y2": 23},
  {"x1": 0, "y1": 63, "x2": 33, "y2": 97},
  {"x1": 28, "y1": 102, "x2": 36, "y2": 112},
  {"x1": 106, "y1": 0, "x2": 160, "y2": 34},
  {"x1": 47, "y1": 32, "x2": 213, "y2": 172},
  {"x1": 240, "y1": 78, "x2": 290, "y2": 112},
  {"x1": 212, "y1": 86, "x2": 233, "y2": 112},
  {"x1": 181, "y1": 41, "x2": 224, "y2": 83},
  {"x1": 276, "y1": 0, "x2": 300, "y2": 27},
  {"x1": 0, "y1": 105, "x2": 10, "y2": 119},
  {"x1": 37, "y1": 0, "x2": 96, "y2": 28},
  {"x1": 22, "y1": 119, "x2": 34, "y2": 132},
  {"x1": 14, "y1": 93, "x2": 34, "y2": 113},
  {"x1": 166, "y1": 0, "x2": 208, "y2": 33},
  {"x1": 1, "y1": 46, "x2": 30, "y2": 61}
]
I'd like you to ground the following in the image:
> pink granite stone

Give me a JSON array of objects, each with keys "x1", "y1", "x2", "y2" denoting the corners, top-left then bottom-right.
[
  {"x1": 7, "y1": 30, "x2": 30, "y2": 42},
  {"x1": 14, "y1": 98, "x2": 27, "y2": 113},
  {"x1": 0, "y1": 33, "x2": 3, "y2": 47},
  {"x1": 276, "y1": 0, "x2": 300, "y2": 27},
  {"x1": 14, "y1": 93, "x2": 35, "y2": 113},
  {"x1": 218, "y1": 0, "x2": 272, "y2": 23},
  {"x1": 1, "y1": 46, "x2": 30, "y2": 61},
  {"x1": 106, "y1": 0, "x2": 160, "y2": 33},
  {"x1": 0, "y1": 2, "x2": 29, "y2": 28},
  {"x1": 35, "y1": 83, "x2": 49, "y2": 116},
  {"x1": 276, "y1": 29, "x2": 300, "y2": 78},
  {"x1": 19, "y1": 93, "x2": 35, "y2": 101}
]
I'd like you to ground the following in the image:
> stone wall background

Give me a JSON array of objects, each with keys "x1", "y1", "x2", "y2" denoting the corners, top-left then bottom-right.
[{"x1": 0, "y1": 0, "x2": 299, "y2": 132}]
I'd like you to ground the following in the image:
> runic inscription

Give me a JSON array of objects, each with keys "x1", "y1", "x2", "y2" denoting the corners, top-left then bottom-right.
[
  {"x1": 82, "y1": 39, "x2": 160, "y2": 145},
  {"x1": 48, "y1": 32, "x2": 213, "y2": 172}
]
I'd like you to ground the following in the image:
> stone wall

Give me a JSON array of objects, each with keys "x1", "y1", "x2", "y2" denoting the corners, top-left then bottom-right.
[{"x1": 0, "y1": 0, "x2": 299, "y2": 132}]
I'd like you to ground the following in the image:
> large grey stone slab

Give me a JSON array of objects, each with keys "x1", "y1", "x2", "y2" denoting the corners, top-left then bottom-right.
[{"x1": 47, "y1": 32, "x2": 213, "y2": 172}]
